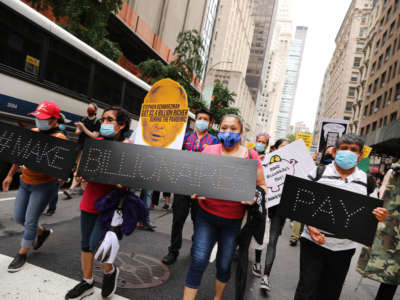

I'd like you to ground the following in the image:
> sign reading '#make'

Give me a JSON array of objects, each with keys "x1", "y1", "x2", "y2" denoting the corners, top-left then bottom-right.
[
  {"x1": 78, "y1": 138, "x2": 258, "y2": 202},
  {"x1": 278, "y1": 175, "x2": 383, "y2": 246}
]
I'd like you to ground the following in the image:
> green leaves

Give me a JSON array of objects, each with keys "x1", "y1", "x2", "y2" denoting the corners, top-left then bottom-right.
[{"x1": 210, "y1": 81, "x2": 239, "y2": 125}]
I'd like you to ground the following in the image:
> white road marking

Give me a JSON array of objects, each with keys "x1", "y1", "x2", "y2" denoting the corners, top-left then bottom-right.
[
  {"x1": 0, "y1": 253, "x2": 128, "y2": 299},
  {"x1": 0, "y1": 191, "x2": 63, "y2": 202}
]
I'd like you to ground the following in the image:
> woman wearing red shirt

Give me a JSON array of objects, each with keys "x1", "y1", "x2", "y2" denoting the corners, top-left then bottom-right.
[{"x1": 183, "y1": 114, "x2": 266, "y2": 300}]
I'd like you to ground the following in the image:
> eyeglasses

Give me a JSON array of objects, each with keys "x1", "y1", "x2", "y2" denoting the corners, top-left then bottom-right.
[{"x1": 100, "y1": 117, "x2": 117, "y2": 123}]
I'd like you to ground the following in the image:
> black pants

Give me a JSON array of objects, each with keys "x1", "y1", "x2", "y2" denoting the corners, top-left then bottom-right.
[
  {"x1": 168, "y1": 194, "x2": 198, "y2": 256},
  {"x1": 294, "y1": 238, "x2": 355, "y2": 300},
  {"x1": 375, "y1": 283, "x2": 398, "y2": 300}
]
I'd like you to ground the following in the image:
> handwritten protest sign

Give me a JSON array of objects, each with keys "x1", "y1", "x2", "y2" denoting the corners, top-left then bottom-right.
[
  {"x1": 0, "y1": 123, "x2": 80, "y2": 179},
  {"x1": 279, "y1": 175, "x2": 382, "y2": 246},
  {"x1": 134, "y1": 78, "x2": 189, "y2": 150},
  {"x1": 263, "y1": 139, "x2": 315, "y2": 208},
  {"x1": 318, "y1": 118, "x2": 349, "y2": 152},
  {"x1": 78, "y1": 138, "x2": 258, "y2": 202}
]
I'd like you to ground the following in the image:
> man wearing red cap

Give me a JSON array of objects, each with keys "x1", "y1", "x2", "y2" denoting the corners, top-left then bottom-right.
[{"x1": 1, "y1": 101, "x2": 66, "y2": 272}]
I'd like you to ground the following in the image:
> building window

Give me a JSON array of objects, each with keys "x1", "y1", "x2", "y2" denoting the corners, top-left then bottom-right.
[
  {"x1": 360, "y1": 127, "x2": 365, "y2": 136},
  {"x1": 348, "y1": 87, "x2": 356, "y2": 97},
  {"x1": 376, "y1": 95, "x2": 382, "y2": 111},
  {"x1": 366, "y1": 124, "x2": 370, "y2": 134},
  {"x1": 396, "y1": 82, "x2": 400, "y2": 100},
  {"x1": 387, "y1": 6, "x2": 392, "y2": 23},
  {"x1": 381, "y1": 71, "x2": 386, "y2": 87},
  {"x1": 385, "y1": 46, "x2": 391, "y2": 61},
  {"x1": 388, "y1": 65, "x2": 393, "y2": 81},
  {"x1": 361, "y1": 14, "x2": 367, "y2": 24},
  {"x1": 394, "y1": 60, "x2": 398, "y2": 76},
  {"x1": 380, "y1": 18, "x2": 385, "y2": 30},
  {"x1": 393, "y1": 39, "x2": 397, "y2": 55},
  {"x1": 379, "y1": 118, "x2": 383, "y2": 128},
  {"x1": 396, "y1": 0, "x2": 399, "y2": 11},
  {"x1": 384, "y1": 115, "x2": 388, "y2": 125},
  {"x1": 369, "y1": 100, "x2": 375, "y2": 115},
  {"x1": 345, "y1": 101, "x2": 353, "y2": 111},
  {"x1": 382, "y1": 31, "x2": 387, "y2": 45},
  {"x1": 376, "y1": 40, "x2": 381, "y2": 53},
  {"x1": 351, "y1": 72, "x2": 358, "y2": 82},
  {"x1": 353, "y1": 57, "x2": 361, "y2": 67},
  {"x1": 356, "y1": 43, "x2": 364, "y2": 52},
  {"x1": 378, "y1": 55, "x2": 383, "y2": 69},
  {"x1": 383, "y1": 91, "x2": 388, "y2": 107},
  {"x1": 359, "y1": 28, "x2": 365, "y2": 37},
  {"x1": 388, "y1": 88, "x2": 393, "y2": 104},
  {"x1": 373, "y1": 78, "x2": 379, "y2": 93},
  {"x1": 368, "y1": 83, "x2": 372, "y2": 95},
  {"x1": 364, "y1": 105, "x2": 369, "y2": 117},
  {"x1": 372, "y1": 121, "x2": 377, "y2": 131},
  {"x1": 371, "y1": 61, "x2": 376, "y2": 73},
  {"x1": 390, "y1": 111, "x2": 397, "y2": 122},
  {"x1": 390, "y1": 20, "x2": 396, "y2": 35}
]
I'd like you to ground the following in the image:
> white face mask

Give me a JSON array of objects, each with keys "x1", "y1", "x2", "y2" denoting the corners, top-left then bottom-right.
[{"x1": 35, "y1": 118, "x2": 51, "y2": 131}]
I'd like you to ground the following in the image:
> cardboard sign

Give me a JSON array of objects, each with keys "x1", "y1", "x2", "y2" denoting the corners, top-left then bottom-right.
[
  {"x1": 78, "y1": 138, "x2": 258, "y2": 202},
  {"x1": 318, "y1": 118, "x2": 349, "y2": 152},
  {"x1": 279, "y1": 175, "x2": 382, "y2": 246},
  {"x1": 362, "y1": 145, "x2": 372, "y2": 158},
  {"x1": 134, "y1": 78, "x2": 189, "y2": 150},
  {"x1": 262, "y1": 139, "x2": 315, "y2": 208},
  {"x1": 296, "y1": 133, "x2": 312, "y2": 150},
  {"x1": 0, "y1": 123, "x2": 80, "y2": 179}
]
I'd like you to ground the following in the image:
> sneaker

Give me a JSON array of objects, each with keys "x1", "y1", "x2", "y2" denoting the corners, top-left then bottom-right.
[
  {"x1": 252, "y1": 263, "x2": 262, "y2": 277},
  {"x1": 260, "y1": 276, "x2": 271, "y2": 292},
  {"x1": 63, "y1": 189, "x2": 72, "y2": 200},
  {"x1": 162, "y1": 204, "x2": 170, "y2": 210},
  {"x1": 33, "y1": 228, "x2": 53, "y2": 250},
  {"x1": 102, "y1": 266, "x2": 119, "y2": 298},
  {"x1": 289, "y1": 239, "x2": 298, "y2": 247},
  {"x1": 150, "y1": 204, "x2": 155, "y2": 210},
  {"x1": 140, "y1": 220, "x2": 155, "y2": 232},
  {"x1": 43, "y1": 209, "x2": 55, "y2": 216},
  {"x1": 7, "y1": 253, "x2": 27, "y2": 272},
  {"x1": 162, "y1": 252, "x2": 177, "y2": 265},
  {"x1": 65, "y1": 280, "x2": 94, "y2": 299}
]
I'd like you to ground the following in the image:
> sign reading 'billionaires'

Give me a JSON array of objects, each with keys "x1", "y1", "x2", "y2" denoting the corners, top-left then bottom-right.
[
  {"x1": 78, "y1": 138, "x2": 258, "y2": 202},
  {"x1": 0, "y1": 123, "x2": 79, "y2": 179}
]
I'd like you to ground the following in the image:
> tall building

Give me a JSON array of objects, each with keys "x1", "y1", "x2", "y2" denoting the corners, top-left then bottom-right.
[
  {"x1": 275, "y1": 26, "x2": 308, "y2": 140},
  {"x1": 257, "y1": 0, "x2": 293, "y2": 142},
  {"x1": 245, "y1": 0, "x2": 278, "y2": 103},
  {"x1": 357, "y1": 0, "x2": 400, "y2": 157},
  {"x1": 204, "y1": 0, "x2": 257, "y2": 141},
  {"x1": 320, "y1": 0, "x2": 372, "y2": 125}
]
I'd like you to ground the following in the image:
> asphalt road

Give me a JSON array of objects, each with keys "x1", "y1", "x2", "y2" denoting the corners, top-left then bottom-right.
[{"x1": 0, "y1": 191, "x2": 398, "y2": 300}]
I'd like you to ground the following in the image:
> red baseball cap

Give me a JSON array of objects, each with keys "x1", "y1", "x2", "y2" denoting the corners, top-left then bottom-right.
[{"x1": 29, "y1": 101, "x2": 61, "y2": 119}]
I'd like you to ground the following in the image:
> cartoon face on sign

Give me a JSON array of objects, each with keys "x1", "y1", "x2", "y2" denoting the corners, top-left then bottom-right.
[
  {"x1": 264, "y1": 155, "x2": 298, "y2": 192},
  {"x1": 141, "y1": 79, "x2": 188, "y2": 148}
]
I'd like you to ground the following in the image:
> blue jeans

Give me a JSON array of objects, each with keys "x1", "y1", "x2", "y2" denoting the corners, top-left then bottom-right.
[
  {"x1": 48, "y1": 181, "x2": 59, "y2": 211},
  {"x1": 185, "y1": 208, "x2": 242, "y2": 289},
  {"x1": 80, "y1": 210, "x2": 104, "y2": 252},
  {"x1": 14, "y1": 179, "x2": 58, "y2": 248}
]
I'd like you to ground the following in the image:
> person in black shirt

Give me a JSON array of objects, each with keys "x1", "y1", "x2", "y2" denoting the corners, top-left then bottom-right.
[{"x1": 63, "y1": 103, "x2": 100, "y2": 199}]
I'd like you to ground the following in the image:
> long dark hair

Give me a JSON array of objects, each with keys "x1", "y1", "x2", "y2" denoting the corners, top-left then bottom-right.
[{"x1": 272, "y1": 139, "x2": 289, "y2": 149}]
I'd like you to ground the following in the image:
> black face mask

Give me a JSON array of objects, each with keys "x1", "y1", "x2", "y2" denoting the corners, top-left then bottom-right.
[{"x1": 322, "y1": 153, "x2": 334, "y2": 164}]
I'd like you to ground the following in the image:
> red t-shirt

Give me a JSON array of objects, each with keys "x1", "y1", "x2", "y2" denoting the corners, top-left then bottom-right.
[{"x1": 199, "y1": 144, "x2": 262, "y2": 219}]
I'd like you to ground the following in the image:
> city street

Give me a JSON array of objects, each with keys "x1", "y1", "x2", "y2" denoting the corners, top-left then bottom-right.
[{"x1": 0, "y1": 192, "x2": 397, "y2": 300}]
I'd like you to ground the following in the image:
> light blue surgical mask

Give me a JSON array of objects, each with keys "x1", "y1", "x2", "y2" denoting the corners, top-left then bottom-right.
[
  {"x1": 195, "y1": 120, "x2": 209, "y2": 132},
  {"x1": 59, "y1": 124, "x2": 66, "y2": 131},
  {"x1": 35, "y1": 118, "x2": 51, "y2": 131},
  {"x1": 335, "y1": 150, "x2": 359, "y2": 170},
  {"x1": 100, "y1": 124, "x2": 116, "y2": 137},
  {"x1": 255, "y1": 143, "x2": 266, "y2": 153}
]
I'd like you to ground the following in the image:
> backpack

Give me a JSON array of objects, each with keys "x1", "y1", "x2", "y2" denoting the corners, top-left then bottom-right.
[{"x1": 312, "y1": 164, "x2": 376, "y2": 196}]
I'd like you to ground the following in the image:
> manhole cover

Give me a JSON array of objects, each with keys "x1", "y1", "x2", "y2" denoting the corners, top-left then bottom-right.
[{"x1": 93, "y1": 251, "x2": 170, "y2": 289}]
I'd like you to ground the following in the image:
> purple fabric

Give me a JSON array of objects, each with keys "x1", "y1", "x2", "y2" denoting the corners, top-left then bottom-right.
[{"x1": 94, "y1": 189, "x2": 146, "y2": 240}]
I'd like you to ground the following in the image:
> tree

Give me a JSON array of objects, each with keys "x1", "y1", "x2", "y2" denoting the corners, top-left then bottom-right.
[
  {"x1": 210, "y1": 81, "x2": 240, "y2": 125},
  {"x1": 286, "y1": 133, "x2": 296, "y2": 142},
  {"x1": 26, "y1": 0, "x2": 123, "y2": 61}
]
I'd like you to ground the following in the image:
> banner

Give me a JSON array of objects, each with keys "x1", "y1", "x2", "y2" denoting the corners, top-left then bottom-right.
[
  {"x1": 0, "y1": 123, "x2": 80, "y2": 180},
  {"x1": 262, "y1": 139, "x2": 315, "y2": 208},
  {"x1": 296, "y1": 133, "x2": 312, "y2": 150},
  {"x1": 134, "y1": 78, "x2": 189, "y2": 150},
  {"x1": 78, "y1": 138, "x2": 258, "y2": 202},
  {"x1": 318, "y1": 118, "x2": 349, "y2": 152},
  {"x1": 279, "y1": 175, "x2": 382, "y2": 246}
]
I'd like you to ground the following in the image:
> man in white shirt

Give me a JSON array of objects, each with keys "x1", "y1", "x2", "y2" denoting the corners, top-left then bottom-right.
[{"x1": 294, "y1": 133, "x2": 388, "y2": 300}]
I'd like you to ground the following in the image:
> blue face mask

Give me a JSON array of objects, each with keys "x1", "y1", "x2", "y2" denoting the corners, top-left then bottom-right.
[
  {"x1": 59, "y1": 124, "x2": 66, "y2": 131},
  {"x1": 35, "y1": 118, "x2": 51, "y2": 131},
  {"x1": 217, "y1": 132, "x2": 242, "y2": 147},
  {"x1": 100, "y1": 124, "x2": 116, "y2": 137},
  {"x1": 195, "y1": 120, "x2": 209, "y2": 132},
  {"x1": 255, "y1": 143, "x2": 266, "y2": 153},
  {"x1": 335, "y1": 150, "x2": 359, "y2": 170}
]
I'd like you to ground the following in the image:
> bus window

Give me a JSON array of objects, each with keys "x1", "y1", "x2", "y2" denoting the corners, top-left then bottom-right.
[
  {"x1": 93, "y1": 64, "x2": 123, "y2": 105},
  {"x1": 45, "y1": 37, "x2": 91, "y2": 95},
  {"x1": 0, "y1": 6, "x2": 43, "y2": 76},
  {"x1": 123, "y1": 82, "x2": 146, "y2": 117}
]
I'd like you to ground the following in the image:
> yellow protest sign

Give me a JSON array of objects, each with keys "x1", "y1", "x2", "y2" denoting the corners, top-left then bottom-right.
[
  {"x1": 134, "y1": 78, "x2": 189, "y2": 149},
  {"x1": 247, "y1": 142, "x2": 255, "y2": 149},
  {"x1": 296, "y1": 133, "x2": 312, "y2": 150},
  {"x1": 362, "y1": 145, "x2": 372, "y2": 158}
]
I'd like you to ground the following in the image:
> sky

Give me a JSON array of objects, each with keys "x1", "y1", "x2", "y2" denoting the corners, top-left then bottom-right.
[{"x1": 290, "y1": 0, "x2": 352, "y2": 132}]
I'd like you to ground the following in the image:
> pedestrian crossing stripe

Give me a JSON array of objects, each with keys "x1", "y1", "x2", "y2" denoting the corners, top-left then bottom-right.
[{"x1": 0, "y1": 254, "x2": 128, "y2": 300}]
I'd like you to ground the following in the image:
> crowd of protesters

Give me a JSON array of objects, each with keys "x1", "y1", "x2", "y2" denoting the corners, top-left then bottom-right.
[{"x1": 0, "y1": 100, "x2": 399, "y2": 300}]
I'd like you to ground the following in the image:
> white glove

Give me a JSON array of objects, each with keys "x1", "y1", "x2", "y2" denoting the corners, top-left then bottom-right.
[
  {"x1": 111, "y1": 210, "x2": 123, "y2": 227},
  {"x1": 94, "y1": 231, "x2": 120, "y2": 264}
]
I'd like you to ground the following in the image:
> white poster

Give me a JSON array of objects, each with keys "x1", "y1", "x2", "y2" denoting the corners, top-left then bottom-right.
[
  {"x1": 318, "y1": 118, "x2": 349, "y2": 153},
  {"x1": 263, "y1": 139, "x2": 316, "y2": 208}
]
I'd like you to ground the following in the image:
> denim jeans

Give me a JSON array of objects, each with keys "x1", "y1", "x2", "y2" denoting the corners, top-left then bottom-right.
[
  {"x1": 48, "y1": 181, "x2": 59, "y2": 211},
  {"x1": 80, "y1": 210, "x2": 104, "y2": 252},
  {"x1": 140, "y1": 189, "x2": 152, "y2": 222},
  {"x1": 185, "y1": 208, "x2": 242, "y2": 289},
  {"x1": 14, "y1": 179, "x2": 58, "y2": 248}
]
